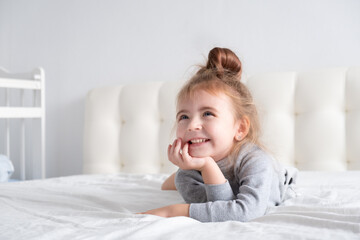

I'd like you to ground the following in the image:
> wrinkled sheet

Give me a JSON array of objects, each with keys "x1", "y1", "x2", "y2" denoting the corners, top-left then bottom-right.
[{"x1": 0, "y1": 171, "x2": 359, "y2": 240}]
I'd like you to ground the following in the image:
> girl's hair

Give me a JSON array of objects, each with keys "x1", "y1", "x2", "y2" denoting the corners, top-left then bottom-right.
[{"x1": 177, "y1": 47, "x2": 262, "y2": 164}]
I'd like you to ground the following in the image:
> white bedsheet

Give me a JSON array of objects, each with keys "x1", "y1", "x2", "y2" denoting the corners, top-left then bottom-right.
[{"x1": 0, "y1": 172, "x2": 359, "y2": 240}]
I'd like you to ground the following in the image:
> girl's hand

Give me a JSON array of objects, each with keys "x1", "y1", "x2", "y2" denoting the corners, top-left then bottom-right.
[
  {"x1": 168, "y1": 138, "x2": 211, "y2": 171},
  {"x1": 139, "y1": 204, "x2": 190, "y2": 217}
]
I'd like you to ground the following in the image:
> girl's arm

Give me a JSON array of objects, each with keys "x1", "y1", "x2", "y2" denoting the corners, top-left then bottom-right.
[
  {"x1": 140, "y1": 204, "x2": 190, "y2": 217},
  {"x1": 176, "y1": 165, "x2": 235, "y2": 203},
  {"x1": 199, "y1": 158, "x2": 226, "y2": 185},
  {"x1": 189, "y1": 152, "x2": 275, "y2": 222},
  {"x1": 161, "y1": 172, "x2": 177, "y2": 190}
]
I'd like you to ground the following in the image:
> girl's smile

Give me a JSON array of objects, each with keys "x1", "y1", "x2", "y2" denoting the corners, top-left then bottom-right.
[
  {"x1": 188, "y1": 138, "x2": 209, "y2": 144},
  {"x1": 187, "y1": 138, "x2": 211, "y2": 151}
]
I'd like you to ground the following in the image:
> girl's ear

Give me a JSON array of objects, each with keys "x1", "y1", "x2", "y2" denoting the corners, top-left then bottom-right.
[{"x1": 235, "y1": 116, "x2": 250, "y2": 141}]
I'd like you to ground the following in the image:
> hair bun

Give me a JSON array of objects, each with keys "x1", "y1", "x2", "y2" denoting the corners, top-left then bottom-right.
[{"x1": 206, "y1": 47, "x2": 242, "y2": 79}]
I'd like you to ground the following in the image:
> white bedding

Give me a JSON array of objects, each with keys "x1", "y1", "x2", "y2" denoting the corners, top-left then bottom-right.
[{"x1": 1, "y1": 172, "x2": 359, "y2": 240}]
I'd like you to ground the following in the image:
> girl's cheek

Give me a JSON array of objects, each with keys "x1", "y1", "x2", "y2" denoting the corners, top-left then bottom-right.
[
  {"x1": 175, "y1": 130, "x2": 180, "y2": 140},
  {"x1": 176, "y1": 125, "x2": 184, "y2": 138}
]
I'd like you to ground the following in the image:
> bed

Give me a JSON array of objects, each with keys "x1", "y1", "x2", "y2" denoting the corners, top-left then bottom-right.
[{"x1": 1, "y1": 67, "x2": 360, "y2": 239}]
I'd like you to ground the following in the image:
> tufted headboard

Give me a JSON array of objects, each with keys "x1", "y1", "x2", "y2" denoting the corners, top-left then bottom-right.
[{"x1": 83, "y1": 67, "x2": 360, "y2": 174}]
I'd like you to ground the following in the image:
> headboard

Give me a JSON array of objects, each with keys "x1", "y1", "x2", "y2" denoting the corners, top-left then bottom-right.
[{"x1": 83, "y1": 67, "x2": 360, "y2": 174}]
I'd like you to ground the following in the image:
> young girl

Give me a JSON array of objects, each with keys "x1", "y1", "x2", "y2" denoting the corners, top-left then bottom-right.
[{"x1": 141, "y1": 47, "x2": 296, "y2": 222}]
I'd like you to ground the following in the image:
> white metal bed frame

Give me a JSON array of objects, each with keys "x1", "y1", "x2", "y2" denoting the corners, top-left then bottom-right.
[{"x1": 0, "y1": 67, "x2": 45, "y2": 180}]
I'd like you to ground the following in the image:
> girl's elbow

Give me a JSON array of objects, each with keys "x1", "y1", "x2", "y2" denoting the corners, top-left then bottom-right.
[
  {"x1": 161, "y1": 172, "x2": 177, "y2": 190},
  {"x1": 161, "y1": 183, "x2": 176, "y2": 191},
  {"x1": 161, "y1": 181, "x2": 177, "y2": 191}
]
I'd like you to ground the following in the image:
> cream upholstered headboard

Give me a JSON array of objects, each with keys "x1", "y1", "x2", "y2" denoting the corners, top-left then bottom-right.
[{"x1": 83, "y1": 67, "x2": 360, "y2": 174}]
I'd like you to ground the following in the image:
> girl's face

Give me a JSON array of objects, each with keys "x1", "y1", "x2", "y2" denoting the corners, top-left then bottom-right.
[{"x1": 176, "y1": 90, "x2": 240, "y2": 162}]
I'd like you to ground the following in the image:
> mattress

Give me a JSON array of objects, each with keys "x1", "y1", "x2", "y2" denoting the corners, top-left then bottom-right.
[{"x1": 1, "y1": 171, "x2": 359, "y2": 239}]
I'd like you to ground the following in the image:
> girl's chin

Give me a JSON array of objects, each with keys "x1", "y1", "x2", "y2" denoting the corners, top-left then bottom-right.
[
  {"x1": 188, "y1": 150, "x2": 210, "y2": 159},
  {"x1": 189, "y1": 150, "x2": 225, "y2": 162}
]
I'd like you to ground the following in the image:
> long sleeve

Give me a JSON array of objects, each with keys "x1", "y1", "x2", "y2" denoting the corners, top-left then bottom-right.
[
  {"x1": 204, "y1": 180, "x2": 235, "y2": 201},
  {"x1": 189, "y1": 155, "x2": 274, "y2": 222},
  {"x1": 175, "y1": 169, "x2": 207, "y2": 203},
  {"x1": 175, "y1": 169, "x2": 236, "y2": 203}
]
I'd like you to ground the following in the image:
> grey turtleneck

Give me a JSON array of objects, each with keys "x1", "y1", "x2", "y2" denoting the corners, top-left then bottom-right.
[{"x1": 174, "y1": 143, "x2": 297, "y2": 222}]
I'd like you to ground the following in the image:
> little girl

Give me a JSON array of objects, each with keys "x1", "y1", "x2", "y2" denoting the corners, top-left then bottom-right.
[{"x1": 142, "y1": 47, "x2": 297, "y2": 222}]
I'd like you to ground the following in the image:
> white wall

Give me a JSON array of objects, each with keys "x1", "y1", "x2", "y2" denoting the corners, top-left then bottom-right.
[{"x1": 1, "y1": 0, "x2": 359, "y2": 178}]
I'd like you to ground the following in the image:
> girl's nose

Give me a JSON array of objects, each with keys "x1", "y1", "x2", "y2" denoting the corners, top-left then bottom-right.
[{"x1": 188, "y1": 118, "x2": 202, "y2": 131}]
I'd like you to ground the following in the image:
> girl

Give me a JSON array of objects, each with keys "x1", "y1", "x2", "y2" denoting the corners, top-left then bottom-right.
[{"x1": 141, "y1": 47, "x2": 296, "y2": 222}]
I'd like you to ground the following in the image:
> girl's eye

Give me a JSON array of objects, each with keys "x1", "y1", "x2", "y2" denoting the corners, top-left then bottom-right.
[
  {"x1": 178, "y1": 115, "x2": 189, "y2": 121},
  {"x1": 203, "y1": 111, "x2": 214, "y2": 117}
]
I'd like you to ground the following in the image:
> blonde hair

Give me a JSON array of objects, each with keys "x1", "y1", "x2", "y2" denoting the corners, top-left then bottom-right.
[{"x1": 177, "y1": 47, "x2": 262, "y2": 165}]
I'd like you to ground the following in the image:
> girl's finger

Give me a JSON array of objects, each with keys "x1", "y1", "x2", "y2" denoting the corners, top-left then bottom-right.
[
  {"x1": 168, "y1": 139, "x2": 182, "y2": 166},
  {"x1": 170, "y1": 139, "x2": 177, "y2": 155},
  {"x1": 168, "y1": 144, "x2": 178, "y2": 165},
  {"x1": 174, "y1": 138, "x2": 182, "y2": 156},
  {"x1": 182, "y1": 143, "x2": 191, "y2": 162}
]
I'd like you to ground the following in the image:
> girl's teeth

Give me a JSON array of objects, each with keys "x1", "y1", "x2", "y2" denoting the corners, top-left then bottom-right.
[{"x1": 191, "y1": 139, "x2": 207, "y2": 143}]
